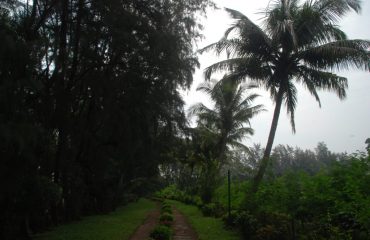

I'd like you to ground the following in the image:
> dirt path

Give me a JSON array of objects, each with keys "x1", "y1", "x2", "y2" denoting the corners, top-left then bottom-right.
[
  {"x1": 128, "y1": 203, "x2": 198, "y2": 240},
  {"x1": 128, "y1": 208, "x2": 160, "y2": 240},
  {"x1": 172, "y1": 208, "x2": 198, "y2": 240}
]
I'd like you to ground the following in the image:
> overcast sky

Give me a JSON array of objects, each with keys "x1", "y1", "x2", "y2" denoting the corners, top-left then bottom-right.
[{"x1": 182, "y1": 0, "x2": 370, "y2": 154}]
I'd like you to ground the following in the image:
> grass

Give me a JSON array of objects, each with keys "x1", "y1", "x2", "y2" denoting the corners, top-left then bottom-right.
[
  {"x1": 34, "y1": 198, "x2": 155, "y2": 240},
  {"x1": 169, "y1": 200, "x2": 241, "y2": 240}
]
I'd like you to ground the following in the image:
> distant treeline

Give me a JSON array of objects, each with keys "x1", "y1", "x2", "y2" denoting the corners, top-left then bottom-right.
[{"x1": 161, "y1": 141, "x2": 362, "y2": 187}]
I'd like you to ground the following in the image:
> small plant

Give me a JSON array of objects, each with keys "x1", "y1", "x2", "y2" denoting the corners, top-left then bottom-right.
[
  {"x1": 150, "y1": 225, "x2": 172, "y2": 240},
  {"x1": 162, "y1": 207, "x2": 172, "y2": 214},
  {"x1": 161, "y1": 204, "x2": 172, "y2": 214},
  {"x1": 160, "y1": 212, "x2": 174, "y2": 222}
]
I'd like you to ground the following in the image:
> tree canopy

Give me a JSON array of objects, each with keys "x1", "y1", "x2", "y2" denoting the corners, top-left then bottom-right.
[{"x1": 0, "y1": 0, "x2": 213, "y2": 239}]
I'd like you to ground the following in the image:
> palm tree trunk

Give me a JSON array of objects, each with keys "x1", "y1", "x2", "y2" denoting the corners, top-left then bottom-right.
[{"x1": 251, "y1": 87, "x2": 284, "y2": 193}]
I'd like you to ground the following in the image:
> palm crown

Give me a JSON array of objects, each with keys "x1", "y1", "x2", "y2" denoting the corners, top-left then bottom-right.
[
  {"x1": 200, "y1": 0, "x2": 370, "y2": 192},
  {"x1": 189, "y1": 79, "x2": 265, "y2": 162}
]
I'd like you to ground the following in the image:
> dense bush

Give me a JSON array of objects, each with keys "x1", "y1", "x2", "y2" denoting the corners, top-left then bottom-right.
[
  {"x1": 157, "y1": 154, "x2": 370, "y2": 239},
  {"x1": 150, "y1": 225, "x2": 172, "y2": 240},
  {"x1": 160, "y1": 213, "x2": 174, "y2": 222},
  {"x1": 160, "y1": 200, "x2": 172, "y2": 214},
  {"x1": 222, "y1": 210, "x2": 258, "y2": 238},
  {"x1": 214, "y1": 181, "x2": 248, "y2": 210},
  {"x1": 155, "y1": 185, "x2": 203, "y2": 207},
  {"x1": 218, "y1": 155, "x2": 370, "y2": 239},
  {"x1": 161, "y1": 206, "x2": 173, "y2": 215},
  {"x1": 155, "y1": 185, "x2": 185, "y2": 200},
  {"x1": 200, "y1": 202, "x2": 224, "y2": 217}
]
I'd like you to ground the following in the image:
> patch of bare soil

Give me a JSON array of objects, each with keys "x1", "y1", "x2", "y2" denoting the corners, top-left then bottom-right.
[{"x1": 172, "y1": 208, "x2": 198, "y2": 240}]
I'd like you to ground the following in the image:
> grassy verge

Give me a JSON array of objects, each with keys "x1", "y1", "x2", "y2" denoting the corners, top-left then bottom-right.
[
  {"x1": 34, "y1": 198, "x2": 156, "y2": 240},
  {"x1": 169, "y1": 200, "x2": 240, "y2": 240}
]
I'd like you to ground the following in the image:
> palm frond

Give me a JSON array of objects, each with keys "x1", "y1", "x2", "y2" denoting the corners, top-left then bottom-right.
[
  {"x1": 188, "y1": 103, "x2": 216, "y2": 119},
  {"x1": 225, "y1": 8, "x2": 274, "y2": 54},
  {"x1": 283, "y1": 82, "x2": 298, "y2": 133},
  {"x1": 198, "y1": 38, "x2": 245, "y2": 57},
  {"x1": 294, "y1": 3, "x2": 348, "y2": 48},
  {"x1": 297, "y1": 65, "x2": 348, "y2": 100},
  {"x1": 298, "y1": 39, "x2": 370, "y2": 70},
  {"x1": 228, "y1": 127, "x2": 255, "y2": 141},
  {"x1": 203, "y1": 58, "x2": 246, "y2": 81},
  {"x1": 313, "y1": 0, "x2": 361, "y2": 24}
]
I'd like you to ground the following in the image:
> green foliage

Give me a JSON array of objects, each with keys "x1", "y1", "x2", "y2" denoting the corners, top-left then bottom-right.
[
  {"x1": 214, "y1": 181, "x2": 248, "y2": 210},
  {"x1": 200, "y1": 203, "x2": 216, "y2": 216},
  {"x1": 161, "y1": 205, "x2": 172, "y2": 215},
  {"x1": 155, "y1": 185, "x2": 203, "y2": 206},
  {"x1": 150, "y1": 225, "x2": 172, "y2": 240},
  {"x1": 155, "y1": 185, "x2": 185, "y2": 200},
  {"x1": 200, "y1": 202, "x2": 225, "y2": 217},
  {"x1": 158, "y1": 145, "x2": 370, "y2": 239},
  {"x1": 224, "y1": 210, "x2": 258, "y2": 237},
  {"x1": 160, "y1": 213, "x2": 174, "y2": 222},
  {"x1": 197, "y1": 151, "x2": 370, "y2": 239}
]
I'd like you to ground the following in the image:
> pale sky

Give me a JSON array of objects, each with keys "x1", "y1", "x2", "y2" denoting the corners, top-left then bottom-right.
[{"x1": 182, "y1": 0, "x2": 370, "y2": 153}]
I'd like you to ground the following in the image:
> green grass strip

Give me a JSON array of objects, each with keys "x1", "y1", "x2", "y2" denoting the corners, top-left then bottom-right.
[
  {"x1": 169, "y1": 200, "x2": 240, "y2": 240},
  {"x1": 34, "y1": 198, "x2": 155, "y2": 240}
]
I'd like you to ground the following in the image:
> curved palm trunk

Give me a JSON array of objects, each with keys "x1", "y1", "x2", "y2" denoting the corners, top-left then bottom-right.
[{"x1": 251, "y1": 87, "x2": 284, "y2": 193}]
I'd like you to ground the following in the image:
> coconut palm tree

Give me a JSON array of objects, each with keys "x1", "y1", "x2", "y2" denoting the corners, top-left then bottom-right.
[
  {"x1": 189, "y1": 78, "x2": 265, "y2": 164},
  {"x1": 200, "y1": 0, "x2": 370, "y2": 193},
  {"x1": 188, "y1": 78, "x2": 264, "y2": 202}
]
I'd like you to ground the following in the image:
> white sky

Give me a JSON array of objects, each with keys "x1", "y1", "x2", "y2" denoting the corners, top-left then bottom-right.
[{"x1": 182, "y1": 0, "x2": 370, "y2": 153}]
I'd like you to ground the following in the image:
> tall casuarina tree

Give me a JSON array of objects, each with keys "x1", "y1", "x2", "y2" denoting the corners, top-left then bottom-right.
[{"x1": 200, "y1": 0, "x2": 370, "y2": 193}]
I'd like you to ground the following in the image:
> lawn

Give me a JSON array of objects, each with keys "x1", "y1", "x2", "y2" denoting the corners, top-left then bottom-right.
[
  {"x1": 169, "y1": 200, "x2": 241, "y2": 240},
  {"x1": 34, "y1": 198, "x2": 156, "y2": 240}
]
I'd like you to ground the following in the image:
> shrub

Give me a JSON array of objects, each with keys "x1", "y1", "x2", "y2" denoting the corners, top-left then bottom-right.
[
  {"x1": 154, "y1": 185, "x2": 184, "y2": 200},
  {"x1": 200, "y1": 202, "x2": 224, "y2": 217},
  {"x1": 193, "y1": 196, "x2": 203, "y2": 207},
  {"x1": 162, "y1": 206, "x2": 172, "y2": 214},
  {"x1": 150, "y1": 225, "x2": 172, "y2": 240},
  {"x1": 162, "y1": 203, "x2": 171, "y2": 209},
  {"x1": 201, "y1": 203, "x2": 216, "y2": 216},
  {"x1": 234, "y1": 210, "x2": 258, "y2": 239},
  {"x1": 161, "y1": 205, "x2": 172, "y2": 214},
  {"x1": 160, "y1": 213, "x2": 174, "y2": 222},
  {"x1": 222, "y1": 210, "x2": 240, "y2": 227}
]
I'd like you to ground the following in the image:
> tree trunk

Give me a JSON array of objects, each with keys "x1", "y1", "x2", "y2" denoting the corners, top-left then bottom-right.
[
  {"x1": 250, "y1": 87, "x2": 284, "y2": 193},
  {"x1": 52, "y1": 0, "x2": 69, "y2": 224}
]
